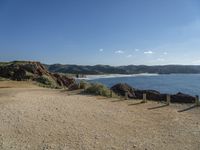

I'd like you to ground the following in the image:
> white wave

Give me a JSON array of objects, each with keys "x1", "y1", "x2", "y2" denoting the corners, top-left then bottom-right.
[{"x1": 79, "y1": 73, "x2": 159, "y2": 80}]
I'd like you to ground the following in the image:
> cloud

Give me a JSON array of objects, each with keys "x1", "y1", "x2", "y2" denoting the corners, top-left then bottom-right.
[
  {"x1": 99, "y1": 49, "x2": 103, "y2": 52},
  {"x1": 115, "y1": 50, "x2": 124, "y2": 54},
  {"x1": 163, "y1": 52, "x2": 168, "y2": 55},
  {"x1": 134, "y1": 49, "x2": 140, "y2": 52},
  {"x1": 126, "y1": 54, "x2": 132, "y2": 58},
  {"x1": 144, "y1": 50, "x2": 153, "y2": 54}
]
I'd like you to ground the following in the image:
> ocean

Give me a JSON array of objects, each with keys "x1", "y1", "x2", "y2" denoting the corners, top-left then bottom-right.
[{"x1": 85, "y1": 74, "x2": 200, "y2": 96}]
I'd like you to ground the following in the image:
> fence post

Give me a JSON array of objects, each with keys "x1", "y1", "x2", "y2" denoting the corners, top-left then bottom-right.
[
  {"x1": 125, "y1": 91, "x2": 128, "y2": 100},
  {"x1": 166, "y1": 94, "x2": 171, "y2": 105},
  {"x1": 195, "y1": 95, "x2": 199, "y2": 106},
  {"x1": 142, "y1": 93, "x2": 147, "y2": 103}
]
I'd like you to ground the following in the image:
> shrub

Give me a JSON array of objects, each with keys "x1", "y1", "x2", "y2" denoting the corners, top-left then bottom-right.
[
  {"x1": 84, "y1": 83, "x2": 111, "y2": 97},
  {"x1": 79, "y1": 80, "x2": 90, "y2": 89},
  {"x1": 0, "y1": 77, "x2": 9, "y2": 81},
  {"x1": 35, "y1": 75, "x2": 59, "y2": 88},
  {"x1": 25, "y1": 71, "x2": 34, "y2": 79}
]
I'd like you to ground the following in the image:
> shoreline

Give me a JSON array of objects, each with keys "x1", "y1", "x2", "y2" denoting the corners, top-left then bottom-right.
[
  {"x1": 76, "y1": 74, "x2": 200, "y2": 97},
  {"x1": 77, "y1": 73, "x2": 159, "y2": 80},
  {"x1": 77, "y1": 73, "x2": 200, "y2": 80}
]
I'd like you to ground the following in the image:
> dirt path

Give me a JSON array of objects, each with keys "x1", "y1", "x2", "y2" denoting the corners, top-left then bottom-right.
[{"x1": 0, "y1": 82, "x2": 200, "y2": 150}]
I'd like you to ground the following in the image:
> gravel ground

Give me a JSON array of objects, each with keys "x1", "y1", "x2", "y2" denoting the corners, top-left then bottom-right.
[{"x1": 0, "y1": 81, "x2": 200, "y2": 150}]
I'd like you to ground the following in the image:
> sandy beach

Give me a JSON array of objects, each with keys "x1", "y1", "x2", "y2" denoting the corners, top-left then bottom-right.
[{"x1": 0, "y1": 81, "x2": 200, "y2": 150}]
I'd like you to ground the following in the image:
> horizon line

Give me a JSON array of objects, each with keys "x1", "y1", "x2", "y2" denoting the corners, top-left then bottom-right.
[{"x1": 1, "y1": 60, "x2": 200, "y2": 67}]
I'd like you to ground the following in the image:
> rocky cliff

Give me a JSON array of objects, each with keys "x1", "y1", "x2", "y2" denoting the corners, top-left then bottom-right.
[{"x1": 0, "y1": 61, "x2": 74, "y2": 88}]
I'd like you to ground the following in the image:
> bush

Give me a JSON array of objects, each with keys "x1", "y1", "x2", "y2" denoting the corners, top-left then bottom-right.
[
  {"x1": 0, "y1": 77, "x2": 9, "y2": 81},
  {"x1": 84, "y1": 83, "x2": 111, "y2": 97},
  {"x1": 79, "y1": 80, "x2": 90, "y2": 89},
  {"x1": 35, "y1": 75, "x2": 59, "y2": 88}
]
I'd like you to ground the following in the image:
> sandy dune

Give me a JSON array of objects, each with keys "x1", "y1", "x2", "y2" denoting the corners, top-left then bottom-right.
[{"x1": 0, "y1": 81, "x2": 200, "y2": 150}]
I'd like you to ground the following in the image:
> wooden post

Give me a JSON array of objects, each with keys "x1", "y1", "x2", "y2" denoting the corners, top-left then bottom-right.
[
  {"x1": 166, "y1": 94, "x2": 171, "y2": 105},
  {"x1": 125, "y1": 91, "x2": 128, "y2": 100},
  {"x1": 195, "y1": 95, "x2": 199, "y2": 106},
  {"x1": 142, "y1": 93, "x2": 147, "y2": 103}
]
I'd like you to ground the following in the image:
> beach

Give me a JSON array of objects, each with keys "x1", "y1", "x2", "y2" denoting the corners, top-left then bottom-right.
[{"x1": 0, "y1": 81, "x2": 200, "y2": 150}]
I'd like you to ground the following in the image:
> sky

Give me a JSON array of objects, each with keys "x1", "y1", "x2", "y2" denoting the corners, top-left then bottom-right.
[{"x1": 0, "y1": 0, "x2": 200, "y2": 65}]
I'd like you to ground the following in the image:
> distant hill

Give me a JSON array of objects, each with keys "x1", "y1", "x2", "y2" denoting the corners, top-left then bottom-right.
[
  {"x1": 45, "y1": 64, "x2": 125, "y2": 75},
  {"x1": 2, "y1": 62, "x2": 200, "y2": 76},
  {"x1": 45, "y1": 64, "x2": 200, "y2": 75}
]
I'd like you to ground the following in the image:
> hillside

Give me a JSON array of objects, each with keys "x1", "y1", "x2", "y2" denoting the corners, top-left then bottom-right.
[
  {"x1": 46, "y1": 64, "x2": 200, "y2": 75},
  {"x1": 2, "y1": 61, "x2": 200, "y2": 78},
  {"x1": 0, "y1": 61, "x2": 74, "y2": 88}
]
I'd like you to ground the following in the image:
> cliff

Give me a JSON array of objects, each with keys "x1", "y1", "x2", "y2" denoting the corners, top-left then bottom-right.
[{"x1": 0, "y1": 61, "x2": 74, "y2": 88}]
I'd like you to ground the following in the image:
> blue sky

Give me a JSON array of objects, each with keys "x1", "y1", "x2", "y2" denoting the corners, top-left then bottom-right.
[{"x1": 0, "y1": 0, "x2": 200, "y2": 65}]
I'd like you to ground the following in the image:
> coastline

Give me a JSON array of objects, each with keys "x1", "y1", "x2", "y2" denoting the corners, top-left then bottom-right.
[
  {"x1": 77, "y1": 73, "x2": 159, "y2": 80},
  {"x1": 77, "y1": 74, "x2": 200, "y2": 96}
]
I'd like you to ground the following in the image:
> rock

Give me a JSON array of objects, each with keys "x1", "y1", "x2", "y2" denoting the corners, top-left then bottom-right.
[
  {"x1": 52, "y1": 73, "x2": 74, "y2": 87},
  {"x1": 12, "y1": 68, "x2": 27, "y2": 81},
  {"x1": 0, "y1": 61, "x2": 75, "y2": 88},
  {"x1": 134, "y1": 90, "x2": 166, "y2": 101},
  {"x1": 134, "y1": 90, "x2": 195, "y2": 103},
  {"x1": 110, "y1": 83, "x2": 195, "y2": 103},
  {"x1": 68, "y1": 83, "x2": 80, "y2": 91},
  {"x1": 171, "y1": 92, "x2": 195, "y2": 103},
  {"x1": 110, "y1": 83, "x2": 136, "y2": 98}
]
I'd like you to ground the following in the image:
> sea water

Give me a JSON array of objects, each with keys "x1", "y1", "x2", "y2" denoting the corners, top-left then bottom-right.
[{"x1": 86, "y1": 74, "x2": 200, "y2": 96}]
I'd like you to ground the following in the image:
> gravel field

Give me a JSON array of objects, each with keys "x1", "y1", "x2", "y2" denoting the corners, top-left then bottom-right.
[{"x1": 0, "y1": 81, "x2": 200, "y2": 150}]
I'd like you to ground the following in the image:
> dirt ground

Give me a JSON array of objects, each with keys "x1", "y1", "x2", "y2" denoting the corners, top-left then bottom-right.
[{"x1": 0, "y1": 81, "x2": 200, "y2": 150}]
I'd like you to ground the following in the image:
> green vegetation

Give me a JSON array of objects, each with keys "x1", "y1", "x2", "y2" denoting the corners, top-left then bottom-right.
[
  {"x1": 25, "y1": 71, "x2": 34, "y2": 79},
  {"x1": 35, "y1": 75, "x2": 60, "y2": 89},
  {"x1": 0, "y1": 62, "x2": 12, "y2": 66},
  {"x1": 0, "y1": 77, "x2": 9, "y2": 81},
  {"x1": 68, "y1": 80, "x2": 91, "y2": 91},
  {"x1": 0, "y1": 61, "x2": 29, "y2": 66},
  {"x1": 79, "y1": 80, "x2": 90, "y2": 89},
  {"x1": 67, "y1": 80, "x2": 118, "y2": 98},
  {"x1": 84, "y1": 83, "x2": 112, "y2": 97},
  {"x1": 46, "y1": 63, "x2": 200, "y2": 75}
]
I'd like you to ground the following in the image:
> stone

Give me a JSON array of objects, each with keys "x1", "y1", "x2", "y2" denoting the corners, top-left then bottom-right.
[{"x1": 110, "y1": 83, "x2": 136, "y2": 98}]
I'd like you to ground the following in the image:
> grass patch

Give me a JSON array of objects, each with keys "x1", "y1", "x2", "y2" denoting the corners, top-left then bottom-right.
[
  {"x1": 0, "y1": 62, "x2": 12, "y2": 66},
  {"x1": 79, "y1": 80, "x2": 91, "y2": 89},
  {"x1": 84, "y1": 83, "x2": 113, "y2": 97},
  {"x1": 0, "y1": 77, "x2": 9, "y2": 81},
  {"x1": 35, "y1": 75, "x2": 60, "y2": 89},
  {"x1": 0, "y1": 61, "x2": 29, "y2": 66}
]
